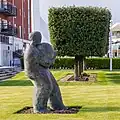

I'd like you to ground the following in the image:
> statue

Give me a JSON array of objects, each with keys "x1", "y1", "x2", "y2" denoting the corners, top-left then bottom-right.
[{"x1": 24, "y1": 31, "x2": 66, "y2": 113}]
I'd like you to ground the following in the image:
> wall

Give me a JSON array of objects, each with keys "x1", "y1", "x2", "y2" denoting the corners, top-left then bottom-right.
[
  {"x1": 31, "y1": 0, "x2": 50, "y2": 43},
  {"x1": 0, "y1": 0, "x2": 29, "y2": 40},
  {"x1": 13, "y1": 0, "x2": 29, "y2": 40},
  {"x1": 0, "y1": 43, "x2": 13, "y2": 66},
  {"x1": 0, "y1": 43, "x2": 2, "y2": 66},
  {"x1": 0, "y1": 0, "x2": 30, "y2": 66},
  {"x1": 0, "y1": 36, "x2": 30, "y2": 66}
]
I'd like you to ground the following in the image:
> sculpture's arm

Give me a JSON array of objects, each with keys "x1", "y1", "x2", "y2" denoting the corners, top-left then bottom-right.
[{"x1": 33, "y1": 47, "x2": 52, "y2": 68}]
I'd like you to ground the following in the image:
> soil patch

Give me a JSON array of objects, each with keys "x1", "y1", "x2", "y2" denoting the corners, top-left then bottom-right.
[
  {"x1": 59, "y1": 73, "x2": 97, "y2": 82},
  {"x1": 15, "y1": 106, "x2": 82, "y2": 114}
]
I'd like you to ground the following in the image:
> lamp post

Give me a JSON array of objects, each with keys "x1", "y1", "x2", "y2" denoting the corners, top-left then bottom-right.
[
  {"x1": 12, "y1": 0, "x2": 15, "y2": 67},
  {"x1": 109, "y1": 20, "x2": 113, "y2": 71}
]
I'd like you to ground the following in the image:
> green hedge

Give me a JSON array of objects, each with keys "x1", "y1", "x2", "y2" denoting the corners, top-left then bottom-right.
[
  {"x1": 49, "y1": 6, "x2": 111, "y2": 57},
  {"x1": 51, "y1": 58, "x2": 120, "y2": 69},
  {"x1": 85, "y1": 58, "x2": 120, "y2": 69},
  {"x1": 21, "y1": 57, "x2": 120, "y2": 69},
  {"x1": 85, "y1": 58, "x2": 109, "y2": 69},
  {"x1": 53, "y1": 57, "x2": 74, "y2": 69}
]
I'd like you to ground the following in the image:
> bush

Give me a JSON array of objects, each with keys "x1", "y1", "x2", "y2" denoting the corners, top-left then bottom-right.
[
  {"x1": 21, "y1": 57, "x2": 120, "y2": 69},
  {"x1": 85, "y1": 58, "x2": 109, "y2": 69},
  {"x1": 52, "y1": 57, "x2": 74, "y2": 69},
  {"x1": 51, "y1": 57, "x2": 120, "y2": 69},
  {"x1": 112, "y1": 58, "x2": 120, "y2": 69}
]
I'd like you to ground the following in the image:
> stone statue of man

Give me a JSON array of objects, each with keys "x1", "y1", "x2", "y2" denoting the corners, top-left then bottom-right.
[{"x1": 24, "y1": 31, "x2": 66, "y2": 113}]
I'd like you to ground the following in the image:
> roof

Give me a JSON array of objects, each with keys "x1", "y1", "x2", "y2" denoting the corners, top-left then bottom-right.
[{"x1": 111, "y1": 23, "x2": 120, "y2": 32}]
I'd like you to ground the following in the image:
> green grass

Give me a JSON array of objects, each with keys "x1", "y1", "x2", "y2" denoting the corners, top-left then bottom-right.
[
  {"x1": 0, "y1": 70, "x2": 73, "y2": 86},
  {"x1": 0, "y1": 69, "x2": 120, "y2": 86},
  {"x1": 0, "y1": 69, "x2": 120, "y2": 120}
]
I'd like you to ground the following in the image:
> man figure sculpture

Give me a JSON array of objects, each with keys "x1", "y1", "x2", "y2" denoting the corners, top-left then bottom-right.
[{"x1": 24, "y1": 31, "x2": 66, "y2": 113}]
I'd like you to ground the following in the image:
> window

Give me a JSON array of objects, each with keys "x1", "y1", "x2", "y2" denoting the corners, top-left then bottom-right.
[
  {"x1": 19, "y1": 26, "x2": 22, "y2": 38},
  {"x1": 15, "y1": 44, "x2": 19, "y2": 51},
  {"x1": 115, "y1": 52, "x2": 117, "y2": 57},
  {"x1": 0, "y1": 18, "x2": 1, "y2": 31},
  {"x1": 24, "y1": 11, "x2": 25, "y2": 18},
  {"x1": 20, "y1": 9, "x2": 21, "y2": 16},
  {"x1": 2, "y1": 19, "x2": 8, "y2": 29}
]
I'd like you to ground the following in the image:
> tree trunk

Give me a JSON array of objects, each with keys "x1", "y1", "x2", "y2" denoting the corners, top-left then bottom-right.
[
  {"x1": 78, "y1": 56, "x2": 84, "y2": 77},
  {"x1": 74, "y1": 56, "x2": 79, "y2": 81}
]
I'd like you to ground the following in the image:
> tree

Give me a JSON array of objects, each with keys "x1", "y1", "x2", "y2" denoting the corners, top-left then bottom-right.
[{"x1": 48, "y1": 6, "x2": 111, "y2": 80}]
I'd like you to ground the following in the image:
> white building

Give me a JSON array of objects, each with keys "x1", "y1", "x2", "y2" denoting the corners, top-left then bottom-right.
[
  {"x1": 111, "y1": 23, "x2": 120, "y2": 57},
  {"x1": 0, "y1": 0, "x2": 31, "y2": 67},
  {"x1": 0, "y1": 35, "x2": 30, "y2": 66}
]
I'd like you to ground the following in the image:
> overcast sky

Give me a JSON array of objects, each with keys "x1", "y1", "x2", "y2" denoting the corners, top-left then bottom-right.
[{"x1": 40, "y1": 0, "x2": 120, "y2": 24}]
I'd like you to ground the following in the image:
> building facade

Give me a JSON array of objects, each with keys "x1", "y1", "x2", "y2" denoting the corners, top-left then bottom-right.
[
  {"x1": 31, "y1": 0, "x2": 50, "y2": 43},
  {"x1": 0, "y1": 0, "x2": 31, "y2": 66},
  {"x1": 111, "y1": 23, "x2": 120, "y2": 58}
]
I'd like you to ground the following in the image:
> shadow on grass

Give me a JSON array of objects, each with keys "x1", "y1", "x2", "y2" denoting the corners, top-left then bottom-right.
[
  {"x1": 82, "y1": 107, "x2": 120, "y2": 112},
  {"x1": 0, "y1": 80, "x2": 33, "y2": 86},
  {"x1": 106, "y1": 73, "x2": 120, "y2": 84},
  {"x1": 0, "y1": 79, "x2": 96, "y2": 86}
]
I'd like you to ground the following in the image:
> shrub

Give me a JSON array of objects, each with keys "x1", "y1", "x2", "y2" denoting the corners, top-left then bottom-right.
[
  {"x1": 21, "y1": 57, "x2": 120, "y2": 69},
  {"x1": 52, "y1": 57, "x2": 120, "y2": 69}
]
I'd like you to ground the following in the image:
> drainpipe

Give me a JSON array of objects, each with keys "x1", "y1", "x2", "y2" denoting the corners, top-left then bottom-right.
[
  {"x1": 22, "y1": 0, "x2": 24, "y2": 40},
  {"x1": 12, "y1": 0, "x2": 15, "y2": 66},
  {"x1": 28, "y1": 0, "x2": 31, "y2": 36}
]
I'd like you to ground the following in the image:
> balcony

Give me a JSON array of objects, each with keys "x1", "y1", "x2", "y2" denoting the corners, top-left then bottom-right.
[
  {"x1": 0, "y1": 1, "x2": 17, "y2": 16},
  {"x1": 0, "y1": 34, "x2": 9, "y2": 44},
  {"x1": 0, "y1": 23, "x2": 17, "y2": 36},
  {"x1": 112, "y1": 31, "x2": 120, "y2": 39}
]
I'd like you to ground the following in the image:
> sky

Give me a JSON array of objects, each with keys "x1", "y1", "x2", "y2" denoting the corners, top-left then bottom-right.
[{"x1": 39, "y1": 0, "x2": 120, "y2": 24}]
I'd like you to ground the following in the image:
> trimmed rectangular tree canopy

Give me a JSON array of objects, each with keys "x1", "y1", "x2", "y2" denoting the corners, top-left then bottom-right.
[{"x1": 49, "y1": 6, "x2": 111, "y2": 57}]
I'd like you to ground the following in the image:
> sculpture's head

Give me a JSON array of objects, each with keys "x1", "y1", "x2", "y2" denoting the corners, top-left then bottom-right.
[{"x1": 29, "y1": 31, "x2": 42, "y2": 46}]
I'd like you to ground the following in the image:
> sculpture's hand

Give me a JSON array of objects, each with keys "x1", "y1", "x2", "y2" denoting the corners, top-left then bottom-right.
[{"x1": 33, "y1": 43, "x2": 57, "y2": 68}]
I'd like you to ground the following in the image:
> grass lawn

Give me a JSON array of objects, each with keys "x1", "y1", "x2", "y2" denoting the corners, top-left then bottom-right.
[{"x1": 0, "y1": 70, "x2": 120, "y2": 120}]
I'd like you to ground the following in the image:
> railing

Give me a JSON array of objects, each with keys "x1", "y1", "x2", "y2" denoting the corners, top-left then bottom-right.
[
  {"x1": 0, "y1": 34, "x2": 9, "y2": 44},
  {"x1": 112, "y1": 35, "x2": 120, "y2": 39},
  {"x1": 0, "y1": 1, "x2": 17, "y2": 16},
  {"x1": 0, "y1": 23, "x2": 17, "y2": 36}
]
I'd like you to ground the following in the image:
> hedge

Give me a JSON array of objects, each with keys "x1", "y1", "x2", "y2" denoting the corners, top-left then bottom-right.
[
  {"x1": 52, "y1": 57, "x2": 74, "y2": 69},
  {"x1": 21, "y1": 57, "x2": 120, "y2": 69},
  {"x1": 51, "y1": 57, "x2": 120, "y2": 69},
  {"x1": 49, "y1": 6, "x2": 111, "y2": 57}
]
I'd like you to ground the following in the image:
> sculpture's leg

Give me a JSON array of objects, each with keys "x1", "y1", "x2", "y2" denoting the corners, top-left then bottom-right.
[
  {"x1": 49, "y1": 72, "x2": 66, "y2": 110},
  {"x1": 33, "y1": 85, "x2": 50, "y2": 113},
  {"x1": 32, "y1": 71, "x2": 53, "y2": 113}
]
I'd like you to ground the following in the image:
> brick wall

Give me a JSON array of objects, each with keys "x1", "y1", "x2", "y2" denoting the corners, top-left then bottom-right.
[{"x1": 0, "y1": 0, "x2": 30, "y2": 40}]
